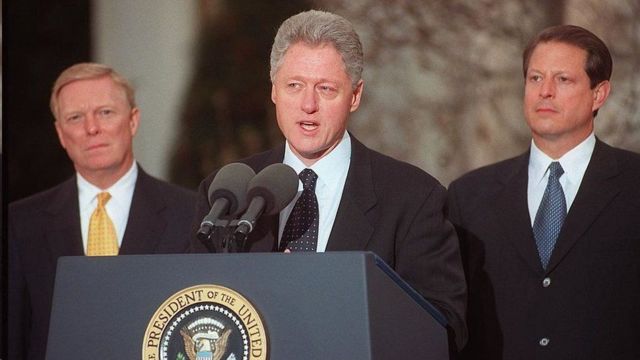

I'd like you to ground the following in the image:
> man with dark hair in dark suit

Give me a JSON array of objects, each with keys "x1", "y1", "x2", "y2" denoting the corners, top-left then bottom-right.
[
  {"x1": 448, "y1": 25, "x2": 640, "y2": 359},
  {"x1": 191, "y1": 10, "x2": 467, "y2": 352},
  {"x1": 8, "y1": 63, "x2": 197, "y2": 360}
]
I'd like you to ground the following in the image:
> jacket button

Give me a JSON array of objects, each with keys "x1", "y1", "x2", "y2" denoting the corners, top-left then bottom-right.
[
  {"x1": 539, "y1": 337, "x2": 550, "y2": 347},
  {"x1": 542, "y1": 277, "x2": 551, "y2": 287}
]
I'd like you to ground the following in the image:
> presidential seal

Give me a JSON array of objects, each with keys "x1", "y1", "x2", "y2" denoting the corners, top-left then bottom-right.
[{"x1": 143, "y1": 285, "x2": 268, "y2": 360}]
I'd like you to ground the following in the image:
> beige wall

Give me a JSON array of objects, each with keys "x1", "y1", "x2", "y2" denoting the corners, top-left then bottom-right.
[{"x1": 93, "y1": 0, "x2": 197, "y2": 179}]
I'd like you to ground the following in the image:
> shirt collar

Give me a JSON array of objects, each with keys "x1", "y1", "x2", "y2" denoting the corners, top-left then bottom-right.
[
  {"x1": 77, "y1": 161, "x2": 138, "y2": 209},
  {"x1": 529, "y1": 133, "x2": 595, "y2": 184},
  {"x1": 283, "y1": 131, "x2": 351, "y2": 191}
]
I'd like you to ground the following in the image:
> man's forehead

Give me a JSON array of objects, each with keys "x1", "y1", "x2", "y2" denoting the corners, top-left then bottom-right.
[
  {"x1": 58, "y1": 76, "x2": 127, "y2": 104},
  {"x1": 528, "y1": 41, "x2": 588, "y2": 69},
  {"x1": 278, "y1": 42, "x2": 348, "y2": 75}
]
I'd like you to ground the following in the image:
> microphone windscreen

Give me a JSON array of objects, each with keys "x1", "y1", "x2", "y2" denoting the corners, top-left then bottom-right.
[
  {"x1": 247, "y1": 163, "x2": 299, "y2": 215},
  {"x1": 208, "y1": 162, "x2": 256, "y2": 216}
]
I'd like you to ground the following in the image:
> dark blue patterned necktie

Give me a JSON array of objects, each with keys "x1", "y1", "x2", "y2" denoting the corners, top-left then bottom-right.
[
  {"x1": 280, "y1": 169, "x2": 319, "y2": 252},
  {"x1": 533, "y1": 162, "x2": 566, "y2": 269}
]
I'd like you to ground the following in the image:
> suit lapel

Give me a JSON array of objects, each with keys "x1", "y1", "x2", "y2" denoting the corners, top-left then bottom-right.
[
  {"x1": 119, "y1": 169, "x2": 166, "y2": 254},
  {"x1": 245, "y1": 214, "x2": 279, "y2": 252},
  {"x1": 546, "y1": 140, "x2": 621, "y2": 271},
  {"x1": 243, "y1": 139, "x2": 377, "y2": 252},
  {"x1": 491, "y1": 153, "x2": 543, "y2": 273},
  {"x1": 44, "y1": 177, "x2": 84, "y2": 258},
  {"x1": 326, "y1": 137, "x2": 376, "y2": 251}
]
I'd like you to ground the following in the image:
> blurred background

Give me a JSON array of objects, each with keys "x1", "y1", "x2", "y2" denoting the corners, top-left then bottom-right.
[
  {"x1": 5, "y1": 0, "x2": 640, "y2": 203},
  {"x1": 3, "y1": 0, "x2": 639, "y2": 354}
]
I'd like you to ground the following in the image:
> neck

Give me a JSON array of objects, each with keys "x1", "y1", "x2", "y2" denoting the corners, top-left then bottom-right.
[
  {"x1": 78, "y1": 160, "x2": 134, "y2": 190},
  {"x1": 532, "y1": 131, "x2": 592, "y2": 160}
]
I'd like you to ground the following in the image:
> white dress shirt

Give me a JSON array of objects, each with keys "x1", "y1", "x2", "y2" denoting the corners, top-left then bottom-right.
[
  {"x1": 77, "y1": 162, "x2": 138, "y2": 253},
  {"x1": 527, "y1": 134, "x2": 595, "y2": 225},
  {"x1": 279, "y1": 131, "x2": 351, "y2": 252}
]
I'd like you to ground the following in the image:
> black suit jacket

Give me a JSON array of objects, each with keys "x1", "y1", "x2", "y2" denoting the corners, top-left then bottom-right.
[
  {"x1": 192, "y1": 136, "x2": 468, "y2": 350},
  {"x1": 8, "y1": 167, "x2": 197, "y2": 360},
  {"x1": 447, "y1": 139, "x2": 640, "y2": 359}
]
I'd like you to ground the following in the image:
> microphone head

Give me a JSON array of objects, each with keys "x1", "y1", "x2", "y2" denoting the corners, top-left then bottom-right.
[
  {"x1": 208, "y1": 162, "x2": 256, "y2": 216},
  {"x1": 247, "y1": 163, "x2": 299, "y2": 215}
]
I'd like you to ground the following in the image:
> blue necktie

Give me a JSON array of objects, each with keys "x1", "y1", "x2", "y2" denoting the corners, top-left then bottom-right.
[
  {"x1": 280, "y1": 169, "x2": 319, "y2": 252},
  {"x1": 533, "y1": 162, "x2": 566, "y2": 269}
]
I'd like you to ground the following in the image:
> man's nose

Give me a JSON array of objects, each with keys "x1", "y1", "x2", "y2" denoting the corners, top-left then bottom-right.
[
  {"x1": 301, "y1": 88, "x2": 319, "y2": 113},
  {"x1": 539, "y1": 78, "x2": 555, "y2": 99},
  {"x1": 84, "y1": 113, "x2": 100, "y2": 135}
]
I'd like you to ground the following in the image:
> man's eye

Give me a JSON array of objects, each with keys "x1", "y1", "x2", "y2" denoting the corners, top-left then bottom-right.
[
  {"x1": 529, "y1": 75, "x2": 542, "y2": 82},
  {"x1": 67, "y1": 115, "x2": 82, "y2": 122},
  {"x1": 318, "y1": 85, "x2": 337, "y2": 95}
]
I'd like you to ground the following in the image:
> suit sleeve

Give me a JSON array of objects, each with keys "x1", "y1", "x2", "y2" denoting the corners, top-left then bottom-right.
[
  {"x1": 397, "y1": 182, "x2": 468, "y2": 351},
  {"x1": 8, "y1": 214, "x2": 30, "y2": 358}
]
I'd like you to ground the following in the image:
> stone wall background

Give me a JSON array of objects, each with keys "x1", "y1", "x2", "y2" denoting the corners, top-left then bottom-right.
[{"x1": 321, "y1": 0, "x2": 639, "y2": 184}]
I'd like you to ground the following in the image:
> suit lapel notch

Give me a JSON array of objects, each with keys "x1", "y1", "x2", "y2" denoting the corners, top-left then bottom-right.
[
  {"x1": 547, "y1": 141, "x2": 622, "y2": 270},
  {"x1": 326, "y1": 138, "x2": 376, "y2": 251},
  {"x1": 45, "y1": 178, "x2": 84, "y2": 257},
  {"x1": 120, "y1": 170, "x2": 166, "y2": 254},
  {"x1": 494, "y1": 155, "x2": 545, "y2": 273}
]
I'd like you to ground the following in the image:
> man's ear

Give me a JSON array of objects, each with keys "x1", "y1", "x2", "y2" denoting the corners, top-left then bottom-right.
[
  {"x1": 54, "y1": 121, "x2": 67, "y2": 149},
  {"x1": 592, "y1": 80, "x2": 611, "y2": 113},
  {"x1": 129, "y1": 107, "x2": 140, "y2": 136},
  {"x1": 350, "y1": 80, "x2": 364, "y2": 112},
  {"x1": 271, "y1": 84, "x2": 277, "y2": 105}
]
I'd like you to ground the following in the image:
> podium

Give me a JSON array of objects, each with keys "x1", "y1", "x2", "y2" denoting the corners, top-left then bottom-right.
[{"x1": 46, "y1": 252, "x2": 449, "y2": 359}]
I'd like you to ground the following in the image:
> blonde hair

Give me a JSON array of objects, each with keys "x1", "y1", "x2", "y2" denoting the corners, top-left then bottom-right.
[{"x1": 50, "y1": 62, "x2": 136, "y2": 119}]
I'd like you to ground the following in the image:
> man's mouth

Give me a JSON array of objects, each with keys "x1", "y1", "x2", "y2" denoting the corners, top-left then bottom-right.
[
  {"x1": 299, "y1": 121, "x2": 319, "y2": 131},
  {"x1": 87, "y1": 143, "x2": 109, "y2": 151},
  {"x1": 535, "y1": 102, "x2": 558, "y2": 113}
]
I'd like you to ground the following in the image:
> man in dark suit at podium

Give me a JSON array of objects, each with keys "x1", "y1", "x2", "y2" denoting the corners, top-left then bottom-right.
[
  {"x1": 192, "y1": 10, "x2": 467, "y2": 352},
  {"x1": 8, "y1": 63, "x2": 197, "y2": 360},
  {"x1": 448, "y1": 25, "x2": 640, "y2": 359}
]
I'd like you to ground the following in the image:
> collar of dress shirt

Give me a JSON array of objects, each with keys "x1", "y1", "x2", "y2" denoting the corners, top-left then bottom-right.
[
  {"x1": 529, "y1": 133, "x2": 595, "y2": 186},
  {"x1": 283, "y1": 131, "x2": 352, "y2": 193},
  {"x1": 77, "y1": 161, "x2": 138, "y2": 214}
]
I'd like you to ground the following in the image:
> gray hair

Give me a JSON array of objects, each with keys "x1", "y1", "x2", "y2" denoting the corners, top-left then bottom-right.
[
  {"x1": 50, "y1": 62, "x2": 136, "y2": 120},
  {"x1": 270, "y1": 10, "x2": 363, "y2": 89}
]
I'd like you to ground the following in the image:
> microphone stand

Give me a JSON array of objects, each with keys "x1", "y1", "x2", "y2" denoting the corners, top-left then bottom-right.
[{"x1": 199, "y1": 219, "x2": 247, "y2": 253}]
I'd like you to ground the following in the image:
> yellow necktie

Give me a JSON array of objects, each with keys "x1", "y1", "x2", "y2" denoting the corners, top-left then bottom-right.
[{"x1": 87, "y1": 192, "x2": 119, "y2": 256}]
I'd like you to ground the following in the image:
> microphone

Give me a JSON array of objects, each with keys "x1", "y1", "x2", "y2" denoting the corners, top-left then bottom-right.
[
  {"x1": 197, "y1": 162, "x2": 256, "y2": 240},
  {"x1": 235, "y1": 163, "x2": 299, "y2": 235}
]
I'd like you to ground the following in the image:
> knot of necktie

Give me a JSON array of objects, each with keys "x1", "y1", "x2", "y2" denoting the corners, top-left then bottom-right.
[
  {"x1": 299, "y1": 168, "x2": 318, "y2": 191},
  {"x1": 97, "y1": 192, "x2": 111, "y2": 208},
  {"x1": 548, "y1": 161, "x2": 564, "y2": 182}
]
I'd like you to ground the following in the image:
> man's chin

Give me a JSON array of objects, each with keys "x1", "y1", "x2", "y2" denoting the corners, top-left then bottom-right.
[
  {"x1": 78, "y1": 160, "x2": 120, "y2": 174},
  {"x1": 291, "y1": 145, "x2": 330, "y2": 165}
]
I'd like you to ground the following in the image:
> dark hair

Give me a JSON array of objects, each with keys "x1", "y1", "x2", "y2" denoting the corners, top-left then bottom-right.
[{"x1": 522, "y1": 25, "x2": 612, "y2": 89}]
